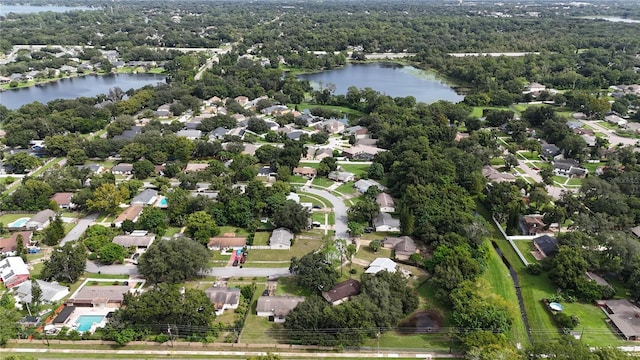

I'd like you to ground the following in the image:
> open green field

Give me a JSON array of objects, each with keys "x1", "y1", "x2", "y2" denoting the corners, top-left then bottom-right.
[
  {"x1": 312, "y1": 177, "x2": 335, "y2": 188},
  {"x1": 275, "y1": 277, "x2": 313, "y2": 297},
  {"x1": 355, "y1": 246, "x2": 392, "y2": 263},
  {"x1": 338, "y1": 163, "x2": 370, "y2": 178},
  {"x1": 249, "y1": 238, "x2": 322, "y2": 261},
  {"x1": 514, "y1": 240, "x2": 538, "y2": 264},
  {"x1": 253, "y1": 232, "x2": 270, "y2": 246},
  {"x1": 292, "y1": 102, "x2": 365, "y2": 116},
  {"x1": 334, "y1": 182, "x2": 357, "y2": 195}
]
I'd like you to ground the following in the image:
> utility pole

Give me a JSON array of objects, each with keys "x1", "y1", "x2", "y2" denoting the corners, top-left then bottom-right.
[
  {"x1": 167, "y1": 324, "x2": 173, "y2": 347},
  {"x1": 376, "y1": 330, "x2": 380, "y2": 354}
]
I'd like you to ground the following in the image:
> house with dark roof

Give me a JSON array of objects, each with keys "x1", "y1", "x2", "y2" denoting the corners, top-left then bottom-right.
[
  {"x1": 68, "y1": 285, "x2": 130, "y2": 307},
  {"x1": 113, "y1": 126, "x2": 143, "y2": 141},
  {"x1": 205, "y1": 286, "x2": 241, "y2": 315},
  {"x1": 482, "y1": 165, "x2": 516, "y2": 183},
  {"x1": 533, "y1": 235, "x2": 558, "y2": 258},
  {"x1": 520, "y1": 214, "x2": 547, "y2": 236},
  {"x1": 269, "y1": 228, "x2": 294, "y2": 249},
  {"x1": 322, "y1": 279, "x2": 361, "y2": 305},
  {"x1": 210, "y1": 127, "x2": 229, "y2": 140},
  {"x1": 603, "y1": 300, "x2": 640, "y2": 340},
  {"x1": 256, "y1": 296, "x2": 304, "y2": 323},
  {"x1": 111, "y1": 163, "x2": 133, "y2": 175},
  {"x1": 131, "y1": 189, "x2": 158, "y2": 206},
  {"x1": 383, "y1": 236, "x2": 418, "y2": 261},
  {"x1": 541, "y1": 143, "x2": 561, "y2": 160},
  {"x1": 50, "y1": 193, "x2": 75, "y2": 210},
  {"x1": 552, "y1": 159, "x2": 588, "y2": 178}
]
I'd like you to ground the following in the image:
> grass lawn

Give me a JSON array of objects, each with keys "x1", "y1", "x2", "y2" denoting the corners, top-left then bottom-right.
[
  {"x1": 553, "y1": 176, "x2": 567, "y2": 185},
  {"x1": 164, "y1": 227, "x2": 182, "y2": 237},
  {"x1": 582, "y1": 162, "x2": 602, "y2": 174},
  {"x1": 83, "y1": 272, "x2": 129, "y2": 279},
  {"x1": 275, "y1": 277, "x2": 313, "y2": 297},
  {"x1": 217, "y1": 226, "x2": 250, "y2": 236},
  {"x1": 562, "y1": 302, "x2": 627, "y2": 346},
  {"x1": 311, "y1": 212, "x2": 326, "y2": 224},
  {"x1": 566, "y1": 177, "x2": 583, "y2": 186},
  {"x1": 514, "y1": 240, "x2": 538, "y2": 264},
  {"x1": 361, "y1": 331, "x2": 451, "y2": 351},
  {"x1": 335, "y1": 182, "x2": 357, "y2": 195},
  {"x1": 518, "y1": 151, "x2": 540, "y2": 161},
  {"x1": 338, "y1": 163, "x2": 370, "y2": 178},
  {"x1": 481, "y1": 241, "x2": 528, "y2": 345},
  {"x1": 312, "y1": 176, "x2": 335, "y2": 188},
  {"x1": 293, "y1": 102, "x2": 365, "y2": 116},
  {"x1": 328, "y1": 212, "x2": 335, "y2": 225},
  {"x1": 490, "y1": 157, "x2": 505, "y2": 166},
  {"x1": 30, "y1": 157, "x2": 63, "y2": 177},
  {"x1": 471, "y1": 106, "x2": 510, "y2": 118},
  {"x1": 30, "y1": 262, "x2": 44, "y2": 278},
  {"x1": 596, "y1": 121, "x2": 619, "y2": 130},
  {"x1": 249, "y1": 238, "x2": 322, "y2": 261},
  {"x1": 356, "y1": 246, "x2": 392, "y2": 263},
  {"x1": 253, "y1": 232, "x2": 270, "y2": 246},
  {"x1": 299, "y1": 193, "x2": 329, "y2": 207},
  {"x1": 289, "y1": 175, "x2": 306, "y2": 183},
  {"x1": 298, "y1": 162, "x2": 320, "y2": 169}
]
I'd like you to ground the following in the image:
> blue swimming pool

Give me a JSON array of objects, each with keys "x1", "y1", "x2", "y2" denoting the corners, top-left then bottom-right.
[
  {"x1": 8, "y1": 217, "x2": 30, "y2": 228},
  {"x1": 75, "y1": 315, "x2": 105, "y2": 332},
  {"x1": 158, "y1": 197, "x2": 168, "y2": 206}
]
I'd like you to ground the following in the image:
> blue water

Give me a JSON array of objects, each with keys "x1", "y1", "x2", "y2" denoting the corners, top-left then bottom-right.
[
  {"x1": 158, "y1": 198, "x2": 168, "y2": 206},
  {"x1": 75, "y1": 315, "x2": 105, "y2": 332},
  {"x1": 0, "y1": 4, "x2": 96, "y2": 15},
  {"x1": 8, "y1": 218, "x2": 29, "y2": 228}
]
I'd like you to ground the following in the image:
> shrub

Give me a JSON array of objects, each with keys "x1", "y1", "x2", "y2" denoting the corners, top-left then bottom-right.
[
  {"x1": 553, "y1": 312, "x2": 579, "y2": 330},
  {"x1": 155, "y1": 334, "x2": 169, "y2": 343},
  {"x1": 527, "y1": 263, "x2": 543, "y2": 275}
]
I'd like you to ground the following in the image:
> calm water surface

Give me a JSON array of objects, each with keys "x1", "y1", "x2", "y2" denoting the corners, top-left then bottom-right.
[
  {"x1": 298, "y1": 62, "x2": 464, "y2": 104},
  {"x1": 581, "y1": 16, "x2": 640, "y2": 23},
  {"x1": 0, "y1": 4, "x2": 95, "y2": 14},
  {"x1": 0, "y1": 74, "x2": 166, "y2": 109}
]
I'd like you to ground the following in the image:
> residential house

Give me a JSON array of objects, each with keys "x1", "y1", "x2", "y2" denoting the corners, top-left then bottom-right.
[
  {"x1": 625, "y1": 122, "x2": 640, "y2": 133},
  {"x1": 112, "y1": 231, "x2": 155, "y2": 250},
  {"x1": 365, "y1": 258, "x2": 397, "y2": 274},
  {"x1": 315, "y1": 119, "x2": 345, "y2": 134},
  {"x1": 343, "y1": 126, "x2": 368, "y2": 139},
  {"x1": 155, "y1": 104, "x2": 172, "y2": 118},
  {"x1": 269, "y1": 228, "x2": 294, "y2": 250},
  {"x1": 295, "y1": 114, "x2": 318, "y2": 126},
  {"x1": 207, "y1": 233, "x2": 246, "y2": 251},
  {"x1": 286, "y1": 130, "x2": 306, "y2": 141},
  {"x1": 0, "y1": 76, "x2": 11, "y2": 84},
  {"x1": 242, "y1": 144, "x2": 258, "y2": 156},
  {"x1": 76, "y1": 163, "x2": 104, "y2": 174},
  {"x1": 520, "y1": 214, "x2": 547, "y2": 236},
  {"x1": 376, "y1": 193, "x2": 395, "y2": 213},
  {"x1": 328, "y1": 171, "x2": 355, "y2": 182},
  {"x1": 50, "y1": 193, "x2": 75, "y2": 210},
  {"x1": 605, "y1": 114, "x2": 628, "y2": 127},
  {"x1": 26, "y1": 209, "x2": 56, "y2": 231},
  {"x1": 306, "y1": 147, "x2": 333, "y2": 160},
  {"x1": 286, "y1": 192, "x2": 300, "y2": 204},
  {"x1": 234, "y1": 96, "x2": 250, "y2": 107},
  {"x1": 602, "y1": 300, "x2": 640, "y2": 340},
  {"x1": 533, "y1": 235, "x2": 558, "y2": 258},
  {"x1": 541, "y1": 143, "x2": 561, "y2": 160},
  {"x1": 454, "y1": 132, "x2": 470, "y2": 142},
  {"x1": 631, "y1": 225, "x2": 640, "y2": 239},
  {"x1": 383, "y1": 236, "x2": 418, "y2": 261},
  {"x1": 210, "y1": 127, "x2": 229, "y2": 140},
  {"x1": 581, "y1": 134, "x2": 597, "y2": 147},
  {"x1": 566, "y1": 120, "x2": 584, "y2": 130},
  {"x1": 204, "y1": 286, "x2": 241, "y2": 315},
  {"x1": 354, "y1": 179, "x2": 385, "y2": 194},
  {"x1": 256, "y1": 296, "x2": 305, "y2": 322},
  {"x1": 176, "y1": 129, "x2": 202, "y2": 140},
  {"x1": 552, "y1": 159, "x2": 588, "y2": 178},
  {"x1": 585, "y1": 272, "x2": 612, "y2": 288},
  {"x1": 110, "y1": 163, "x2": 133, "y2": 175},
  {"x1": 524, "y1": 82, "x2": 546, "y2": 93},
  {"x1": 113, "y1": 126, "x2": 143, "y2": 141},
  {"x1": 322, "y1": 279, "x2": 361, "y2": 305},
  {"x1": 113, "y1": 205, "x2": 144, "y2": 227},
  {"x1": 293, "y1": 167, "x2": 317, "y2": 178},
  {"x1": 14, "y1": 280, "x2": 69, "y2": 305},
  {"x1": 482, "y1": 165, "x2": 516, "y2": 183},
  {"x1": 264, "y1": 120, "x2": 280, "y2": 131},
  {"x1": 131, "y1": 189, "x2": 158, "y2": 206},
  {"x1": 0, "y1": 231, "x2": 33, "y2": 257},
  {"x1": 0, "y1": 257, "x2": 30, "y2": 289},
  {"x1": 261, "y1": 105, "x2": 289, "y2": 115},
  {"x1": 68, "y1": 285, "x2": 130, "y2": 307},
  {"x1": 374, "y1": 213, "x2": 401, "y2": 232},
  {"x1": 185, "y1": 163, "x2": 209, "y2": 173},
  {"x1": 342, "y1": 145, "x2": 386, "y2": 161},
  {"x1": 257, "y1": 166, "x2": 276, "y2": 177}
]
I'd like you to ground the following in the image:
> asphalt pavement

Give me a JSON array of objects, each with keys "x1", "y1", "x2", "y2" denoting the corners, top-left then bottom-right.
[
  {"x1": 300, "y1": 186, "x2": 349, "y2": 239},
  {"x1": 60, "y1": 213, "x2": 99, "y2": 245}
]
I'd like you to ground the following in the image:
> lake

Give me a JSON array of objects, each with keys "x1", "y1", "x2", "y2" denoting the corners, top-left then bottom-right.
[
  {"x1": 297, "y1": 62, "x2": 464, "y2": 104},
  {"x1": 0, "y1": 4, "x2": 95, "y2": 15},
  {"x1": 581, "y1": 16, "x2": 640, "y2": 23},
  {"x1": 0, "y1": 74, "x2": 166, "y2": 109}
]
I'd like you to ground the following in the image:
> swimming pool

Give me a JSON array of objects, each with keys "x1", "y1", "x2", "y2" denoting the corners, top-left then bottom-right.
[
  {"x1": 75, "y1": 315, "x2": 105, "y2": 332},
  {"x1": 157, "y1": 197, "x2": 168, "y2": 207},
  {"x1": 8, "y1": 217, "x2": 30, "y2": 228}
]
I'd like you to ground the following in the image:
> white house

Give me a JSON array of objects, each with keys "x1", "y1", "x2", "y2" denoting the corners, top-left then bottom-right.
[
  {"x1": 204, "y1": 286, "x2": 241, "y2": 316},
  {"x1": 14, "y1": 280, "x2": 69, "y2": 305},
  {"x1": 365, "y1": 258, "x2": 398, "y2": 274},
  {"x1": 373, "y1": 213, "x2": 401, "y2": 232},
  {"x1": 0, "y1": 257, "x2": 30, "y2": 289},
  {"x1": 269, "y1": 228, "x2": 294, "y2": 250},
  {"x1": 256, "y1": 296, "x2": 304, "y2": 323}
]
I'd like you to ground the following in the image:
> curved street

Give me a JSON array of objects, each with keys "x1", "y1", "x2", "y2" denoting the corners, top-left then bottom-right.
[{"x1": 301, "y1": 186, "x2": 349, "y2": 239}]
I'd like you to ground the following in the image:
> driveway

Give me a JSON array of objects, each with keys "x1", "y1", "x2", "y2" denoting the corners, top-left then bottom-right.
[
  {"x1": 60, "y1": 213, "x2": 99, "y2": 245},
  {"x1": 200, "y1": 267, "x2": 291, "y2": 278},
  {"x1": 301, "y1": 187, "x2": 349, "y2": 239},
  {"x1": 85, "y1": 261, "x2": 139, "y2": 275},
  {"x1": 581, "y1": 120, "x2": 637, "y2": 148}
]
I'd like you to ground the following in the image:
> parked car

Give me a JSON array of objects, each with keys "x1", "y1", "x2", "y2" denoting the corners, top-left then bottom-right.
[
  {"x1": 364, "y1": 227, "x2": 373, "y2": 233},
  {"x1": 232, "y1": 259, "x2": 239, "y2": 266},
  {"x1": 313, "y1": 205, "x2": 321, "y2": 209}
]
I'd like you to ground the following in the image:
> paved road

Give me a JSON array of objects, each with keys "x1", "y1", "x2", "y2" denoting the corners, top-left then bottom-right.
[
  {"x1": 301, "y1": 187, "x2": 349, "y2": 239},
  {"x1": 200, "y1": 267, "x2": 291, "y2": 278},
  {"x1": 60, "y1": 213, "x2": 99, "y2": 245},
  {"x1": 581, "y1": 120, "x2": 637, "y2": 148},
  {"x1": 85, "y1": 261, "x2": 140, "y2": 275}
]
